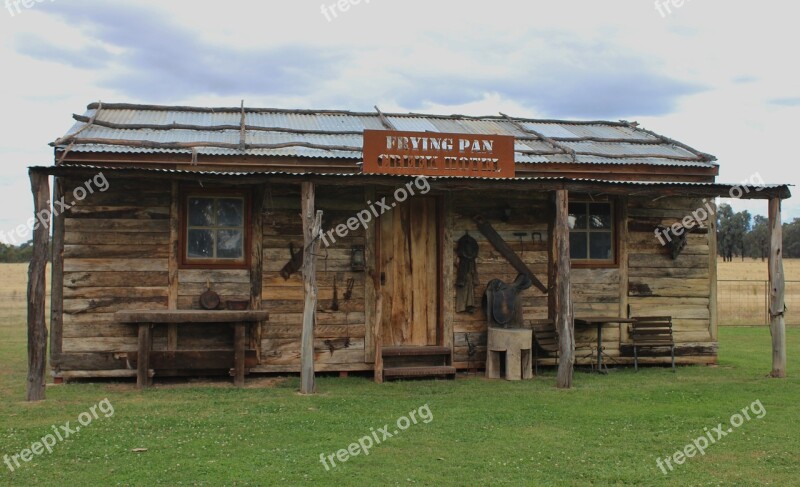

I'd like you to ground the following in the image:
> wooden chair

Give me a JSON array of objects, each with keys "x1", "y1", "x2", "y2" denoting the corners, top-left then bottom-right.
[
  {"x1": 629, "y1": 316, "x2": 675, "y2": 372},
  {"x1": 531, "y1": 320, "x2": 558, "y2": 375}
]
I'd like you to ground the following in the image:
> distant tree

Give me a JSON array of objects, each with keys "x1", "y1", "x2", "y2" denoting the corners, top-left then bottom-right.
[
  {"x1": 0, "y1": 240, "x2": 35, "y2": 263},
  {"x1": 745, "y1": 215, "x2": 769, "y2": 261},
  {"x1": 784, "y1": 218, "x2": 800, "y2": 258}
]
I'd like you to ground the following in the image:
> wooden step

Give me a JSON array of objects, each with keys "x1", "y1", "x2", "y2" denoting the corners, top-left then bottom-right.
[
  {"x1": 382, "y1": 346, "x2": 451, "y2": 357},
  {"x1": 383, "y1": 366, "x2": 456, "y2": 378}
]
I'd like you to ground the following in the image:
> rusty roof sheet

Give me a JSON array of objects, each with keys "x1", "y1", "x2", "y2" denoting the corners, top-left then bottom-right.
[
  {"x1": 53, "y1": 102, "x2": 718, "y2": 168},
  {"x1": 32, "y1": 163, "x2": 789, "y2": 199}
]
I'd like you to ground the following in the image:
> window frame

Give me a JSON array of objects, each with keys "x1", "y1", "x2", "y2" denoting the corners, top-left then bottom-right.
[
  {"x1": 179, "y1": 188, "x2": 251, "y2": 269},
  {"x1": 568, "y1": 199, "x2": 618, "y2": 268}
]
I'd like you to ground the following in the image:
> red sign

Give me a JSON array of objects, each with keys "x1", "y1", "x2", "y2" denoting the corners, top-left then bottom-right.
[{"x1": 362, "y1": 130, "x2": 515, "y2": 178}]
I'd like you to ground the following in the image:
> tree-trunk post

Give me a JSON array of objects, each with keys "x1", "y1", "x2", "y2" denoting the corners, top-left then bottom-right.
[
  {"x1": 27, "y1": 170, "x2": 50, "y2": 401},
  {"x1": 300, "y1": 182, "x2": 322, "y2": 394},
  {"x1": 768, "y1": 197, "x2": 786, "y2": 378},
  {"x1": 554, "y1": 190, "x2": 574, "y2": 389}
]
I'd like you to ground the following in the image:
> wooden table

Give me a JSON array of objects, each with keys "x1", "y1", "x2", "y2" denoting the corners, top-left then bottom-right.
[
  {"x1": 574, "y1": 316, "x2": 635, "y2": 372},
  {"x1": 115, "y1": 310, "x2": 269, "y2": 389}
]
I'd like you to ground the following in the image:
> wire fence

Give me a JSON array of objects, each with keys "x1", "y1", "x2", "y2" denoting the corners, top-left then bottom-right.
[{"x1": 718, "y1": 280, "x2": 799, "y2": 326}]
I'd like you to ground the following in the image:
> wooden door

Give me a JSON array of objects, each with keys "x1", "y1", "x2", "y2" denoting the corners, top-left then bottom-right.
[{"x1": 379, "y1": 196, "x2": 438, "y2": 346}]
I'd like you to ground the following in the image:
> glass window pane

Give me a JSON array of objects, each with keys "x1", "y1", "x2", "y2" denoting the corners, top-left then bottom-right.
[
  {"x1": 217, "y1": 198, "x2": 244, "y2": 227},
  {"x1": 188, "y1": 229, "x2": 214, "y2": 258},
  {"x1": 589, "y1": 232, "x2": 612, "y2": 260},
  {"x1": 570, "y1": 232, "x2": 588, "y2": 259},
  {"x1": 569, "y1": 203, "x2": 587, "y2": 230},
  {"x1": 216, "y1": 230, "x2": 243, "y2": 259},
  {"x1": 188, "y1": 198, "x2": 214, "y2": 226},
  {"x1": 590, "y1": 203, "x2": 612, "y2": 229}
]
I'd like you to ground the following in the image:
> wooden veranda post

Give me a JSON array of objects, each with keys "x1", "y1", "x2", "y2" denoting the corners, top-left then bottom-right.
[
  {"x1": 27, "y1": 170, "x2": 50, "y2": 401},
  {"x1": 768, "y1": 197, "x2": 786, "y2": 378},
  {"x1": 554, "y1": 190, "x2": 575, "y2": 389},
  {"x1": 300, "y1": 182, "x2": 322, "y2": 394}
]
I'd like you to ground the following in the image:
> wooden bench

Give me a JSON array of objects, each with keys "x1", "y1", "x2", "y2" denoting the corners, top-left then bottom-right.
[
  {"x1": 629, "y1": 316, "x2": 675, "y2": 372},
  {"x1": 115, "y1": 310, "x2": 269, "y2": 388},
  {"x1": 530, "y1": 319, "x2": 558, "y2": 375}
]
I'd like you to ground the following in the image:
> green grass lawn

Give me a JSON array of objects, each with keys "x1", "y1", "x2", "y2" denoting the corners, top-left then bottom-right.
[{"x1": 1, "y1": 310, "x2": 798, "y2": 485}]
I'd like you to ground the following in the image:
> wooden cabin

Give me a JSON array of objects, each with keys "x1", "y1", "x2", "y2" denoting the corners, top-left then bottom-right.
[{"x1": 30, "y1": 102, "x2": 791, "y2": 384}]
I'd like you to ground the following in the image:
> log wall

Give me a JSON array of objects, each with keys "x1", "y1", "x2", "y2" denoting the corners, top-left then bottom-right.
[
  {"x1": 54, "y1": 179, "x2": 717, "y2": 376},
  {"x1": 253, "y1": 185, "x2": 369, "y2": 373}
]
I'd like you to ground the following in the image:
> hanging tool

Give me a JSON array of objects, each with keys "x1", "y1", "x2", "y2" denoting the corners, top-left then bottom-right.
[
  {"x1": 330, "y1": 274, "x2": 340, "y2": 311},
  {"x1": 343, "y1": 278, "x2": 355, "y2": 302}
]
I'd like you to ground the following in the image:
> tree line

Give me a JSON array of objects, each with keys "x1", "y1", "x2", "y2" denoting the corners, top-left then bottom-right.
[{"x1": 717, "y1": 203, "x2": 800, "y2": 261}]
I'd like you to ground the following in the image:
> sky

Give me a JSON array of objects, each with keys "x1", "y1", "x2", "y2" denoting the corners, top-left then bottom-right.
[{"x1": 0, "y1": 0, "x2": 798, "y2": 244}]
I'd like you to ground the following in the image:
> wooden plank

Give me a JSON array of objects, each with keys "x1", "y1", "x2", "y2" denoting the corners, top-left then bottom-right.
[
  {"x1": 442, "y1": 194, "x2": 455, "y2": 351},
  {"x1": 554, "y1": 190, "x2": 574, "y2": 389},
  {"x1": 364, "y1": 186, "x2": 377, "y2": 362},
  {"x1": 137, "y1": 323, "x2": 151, "y2": 389},
  {"x1": 250, "y1": 184, "x2": 265, "y2": 357},
  {"x1": 168, "y1": 181, "x2": 179, "y2": 351},
  {"x1": 178, "y1": 269, "x2": 250, "y2": 283},
  {"x1": 65, "y1": 232, "x2": 168, "y2": 245},
  {"x1": 115, "y1": 310, "x2": 269, "y2": 323},
  {"x1": 768, "y1": 198, "x2": 786, "y2": 378},
  {"x1": 53, "y1": 352, "x2": 130, "y2": 371},
  {"x1": 67, "y1": 205, "x2": 170, "y2": 220},
  {"x1": 65, "y1": 271, "x2": 168, "y2": 288},
  {"x1": 63, "y1": 337, "x2": 138, "y2": 353},
  {"x1": 65, "y1": 218, "x2": 169, "y2": 233},
  {"x1": 234, "y1": 323, "x2": 246, "y2": 386},
  {"x1": 65, "y1": 297, "x2": 168, "y2": 314},
  {"x1": 126, "y1": 350, "x2": 258, "y2": 370},
  {"x1": 300, "y1": 182, "x2": 322, "y2": 394},
  {"x1": 708, "y1": 200, "x2": 718, "y2": 341},
  {"x1": 64, "y1": 287, "x2": 168, "y2": 299},
  {"x1": 263, "y1": 325, "x2": 366, "y2": 339},
  {"x1": 50, "y1": 177, "x2": 65, "y2": 366},
  {"x1": 619, "y1": 197, "x2": 630, "y2": 342},
  {"x1": 27, "y1": 170, "x2": 50, "y2": 401},
  {"x1": 64, "y1": 259, "x2": 167, "y2": 272}
]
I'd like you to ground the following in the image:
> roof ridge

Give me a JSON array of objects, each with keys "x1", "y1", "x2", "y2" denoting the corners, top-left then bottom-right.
[{"x1": 84, "y1": 102, "x2": 632, "y2": 126}]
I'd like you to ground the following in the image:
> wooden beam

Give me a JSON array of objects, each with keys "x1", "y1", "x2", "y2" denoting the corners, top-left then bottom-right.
[
  {"x1": 768, "y1": 198, "x2": 786, "y2": 378},
  {"x1": 250, "y1": 184, "x2": 266, "y2": 358},
  {"x1": 708, "y1": 200, "x2": 718, "y2": 341},
  {"x1": 167, "y1": 182, "x2": 179, "y2": 351},
  {"x1": 364, "y1": 186, "x2": 377, "y2": 363},
  {"x1": 618, "y1": 198, "x2": 630, "y2": 341},
  {"x1": 300, "y1": 182, "x2": 323, "y2": 394},
  {"x1": 49, "y1": 177, "x2": 65, "y2": 367},
  {"x1": 371, "y1": 268, "x2": 384, "y2": 384},
  {"x1": 474, "y1": 216, "x2": 548, "y2": 293},
  {"x1": 441, "y1": 194, "x2": 455, "y2": 351},
  {"x1": 553, "y1": 190, "x2": 575, "y2": 389},
  {"x1": 27, "y1": 170, "x2": 50, "y2": 401},
  {"x1": 137, "y1": 323, "x2": 152, "y2": 389}
]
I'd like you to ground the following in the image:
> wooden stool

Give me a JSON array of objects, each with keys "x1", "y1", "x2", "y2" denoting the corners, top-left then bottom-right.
[{"x1": 486, "y1": 327, "x2": 533, "y2": 380}]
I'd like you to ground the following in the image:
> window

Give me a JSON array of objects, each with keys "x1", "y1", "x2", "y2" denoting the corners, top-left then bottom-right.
[
  {"x1": 181, "y1": 193, "x2": 249, "y2": 268},
  {"x1": 569, "y1": 202, "x2": 614, "y2": 264}
]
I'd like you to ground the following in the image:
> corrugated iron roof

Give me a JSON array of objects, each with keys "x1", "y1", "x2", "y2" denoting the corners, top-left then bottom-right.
[
  {"x1": 31, "y1": 163, "x2": 789, "y2": 199},
  {"x1": 52, "y1": 102, "x2": 718, "y2": 169}
]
